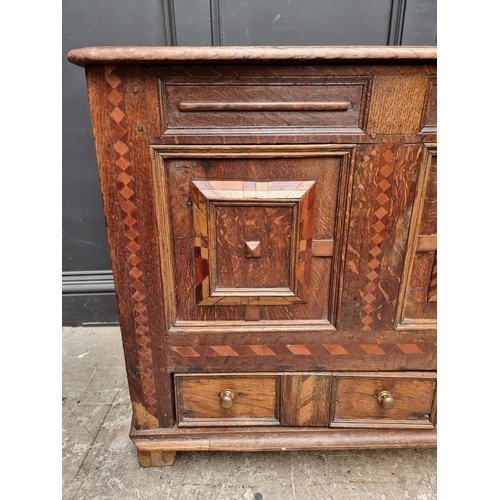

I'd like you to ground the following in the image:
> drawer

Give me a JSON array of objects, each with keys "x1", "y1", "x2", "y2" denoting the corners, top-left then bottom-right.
[
  {"x1": 160, "y1": 81, "x2": 369, "y2": 133},
  {"x1": 174, "y1": 374, "x2": 280, "y2": 427},
  {"x1": 331, "y1": 373, "x2": 436, "y2": 428}
]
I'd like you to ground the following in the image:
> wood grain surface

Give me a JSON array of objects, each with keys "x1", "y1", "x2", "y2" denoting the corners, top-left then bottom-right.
[
  {"x1": 164, "y1": 83, "x2": 364, "y2": 130},
  {"x1": 175, "y1": 374, "x2": 280, "y2": 426},
  {"x1": 338, "y1": 144, "x2": 422, "y2": 330},
  {"x1": 367, "y1": 75, "x2": 430, "y2": 134},
  {"x1": 72, "y1": 49, "x2": 437, "y2": 462},
  {"x1": 332, "y1": 375, "x2": 436, "y2": 427},
  {"x1": 215, "y1": 204, "x2": 292, "y2": 288},
  {"x1": 421, "y1": 76, "x2": 437, "y2": 133},
  {"x1": 281, "y1": 373, "x2": 333, "y2": 426},
  {"x1": 86, "y1": 65, "x2": 174, "y2": 428},
  {"x1": 138, "y1": 450, "x2": 176, "y2": 468},
  {"x1": 68, "y1": 46, "x2": 437, "y2": 67},
  {"x1": 132, "y1": 426, "x2": 437, "y2": 452},
  {"x1": 397, "y1": 144, "x2": 437, "y2": 325},
  {"x1": 152, "y1": 147, "x2": 353, "y2": 323}
]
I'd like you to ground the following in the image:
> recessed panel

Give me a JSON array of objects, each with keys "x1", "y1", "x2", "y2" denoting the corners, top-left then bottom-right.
[
  {"x1": 156, "y1": 147, "x2": 354, "y2": 323},
  {"x1": 399, "y1": 146, "x2": 437, "y2": 325},
  {"x1": 215, "y1": 205, "x2": 293, "y2": 289},
  {"x1": 163, "y1": 83, "x2": 365, "y2": 132}
]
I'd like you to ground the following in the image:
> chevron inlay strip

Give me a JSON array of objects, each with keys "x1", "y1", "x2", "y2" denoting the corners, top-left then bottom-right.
[
  {"x1": 397, "y1": 343, "x2": 424, "y2": 355},
  {"x1": 168, "y1": 343, "x2": 428, "y2": 357},
  {"x1": 105, "y1": 66, "x2": 157, "y2": 418}
]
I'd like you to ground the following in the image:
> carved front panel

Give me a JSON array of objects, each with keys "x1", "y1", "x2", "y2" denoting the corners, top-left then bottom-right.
[
  {"x1": 152, "y1": 145, "x2": 353, "y2": 325},
  {"x1": 397, "y1": 145, "x2": 437, "y2": 326},
  {"x1": 192, "y1": 180, "x2": 314, "y2": 306}
]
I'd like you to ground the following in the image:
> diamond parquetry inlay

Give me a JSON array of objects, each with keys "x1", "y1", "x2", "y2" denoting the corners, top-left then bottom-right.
[
  {"x1": 360, "y1": 145, "x2": 395, "y2": 331},
  {"x1": 105, "y1": 66, "x2": 157, "y2": 418}
]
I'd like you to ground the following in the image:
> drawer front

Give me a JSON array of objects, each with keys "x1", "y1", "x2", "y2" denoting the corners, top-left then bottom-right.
[
  {"x1": 175, "y1": 374, "x2": 280, "y2": 427},
  {"x1": 161, "y1": 82, "x2": 368, "y2": 133},
  {"x1": 331, "y1": 374, "x2": 436, "y2": 428}
]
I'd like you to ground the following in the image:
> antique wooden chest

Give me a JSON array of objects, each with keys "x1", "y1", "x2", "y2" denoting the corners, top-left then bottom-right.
[{"x1": 68, "y1": 46, "x2": 437, "y2": 467}]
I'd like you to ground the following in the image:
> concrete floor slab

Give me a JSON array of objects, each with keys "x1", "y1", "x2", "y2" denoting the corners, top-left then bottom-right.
[{"x1": 62, "y1": 326, "x2": 436, "y2": 500}]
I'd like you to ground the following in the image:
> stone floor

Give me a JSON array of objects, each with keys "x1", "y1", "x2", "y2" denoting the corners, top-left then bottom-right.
[{"x1": 62, "y1": 326, "x2": 437, "y2": 500}]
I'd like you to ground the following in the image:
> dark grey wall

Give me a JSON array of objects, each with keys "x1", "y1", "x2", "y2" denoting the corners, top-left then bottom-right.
[
  {"x1": 401, "y1": 0, "x2": 437, "y2": 45},
  {"x1": 62, "y1": 0, "x2": 437, "y2": 325},
  {"x1": 214, "y1": 0, "x2": 393, "y2": 46},
  {"x1": 62, "y1": 0, "x2": 167, "y2": 273}
]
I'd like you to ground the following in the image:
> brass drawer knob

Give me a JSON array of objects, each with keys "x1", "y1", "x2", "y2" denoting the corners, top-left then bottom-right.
[
  {"x1": 377, "y1": 390, "x2": 396, "y2": 409},
  {"x1": 219, "y1": 389, "x2": 235, "y2": 409}
]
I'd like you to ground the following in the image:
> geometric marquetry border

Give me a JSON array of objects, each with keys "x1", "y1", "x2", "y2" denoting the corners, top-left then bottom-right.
[
  {"x1": 395, "y1": 143, "x2": 437, "y2": 330},
  {"x1": 104, "y1": 65, "x2": 157, "y2": 418},
  {"x1": 150, "y1": 144, "x2": 356, "y2": 329},
  {"x1": 191, "y1": 179, "x2": 315, "y2": 306},
  {"x1": 360, "y1": 144, "x2": 396, "y2": 331},
  {"x1": 168, "y1": 342, "x2": 433, "y2": 358}
]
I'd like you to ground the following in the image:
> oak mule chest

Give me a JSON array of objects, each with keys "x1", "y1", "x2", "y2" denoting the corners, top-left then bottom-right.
[{"x1": 68, "y1": 46, "x2": 437, "y2": 467}]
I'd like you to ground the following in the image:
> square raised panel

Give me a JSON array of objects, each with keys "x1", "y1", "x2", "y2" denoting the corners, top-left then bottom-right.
[
  {"x1": 192, "y1": 180, "x2": 315, "y2": 306},
  {"x1": 151, "y1": 144, "x2": 355, "y2": 325}
]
